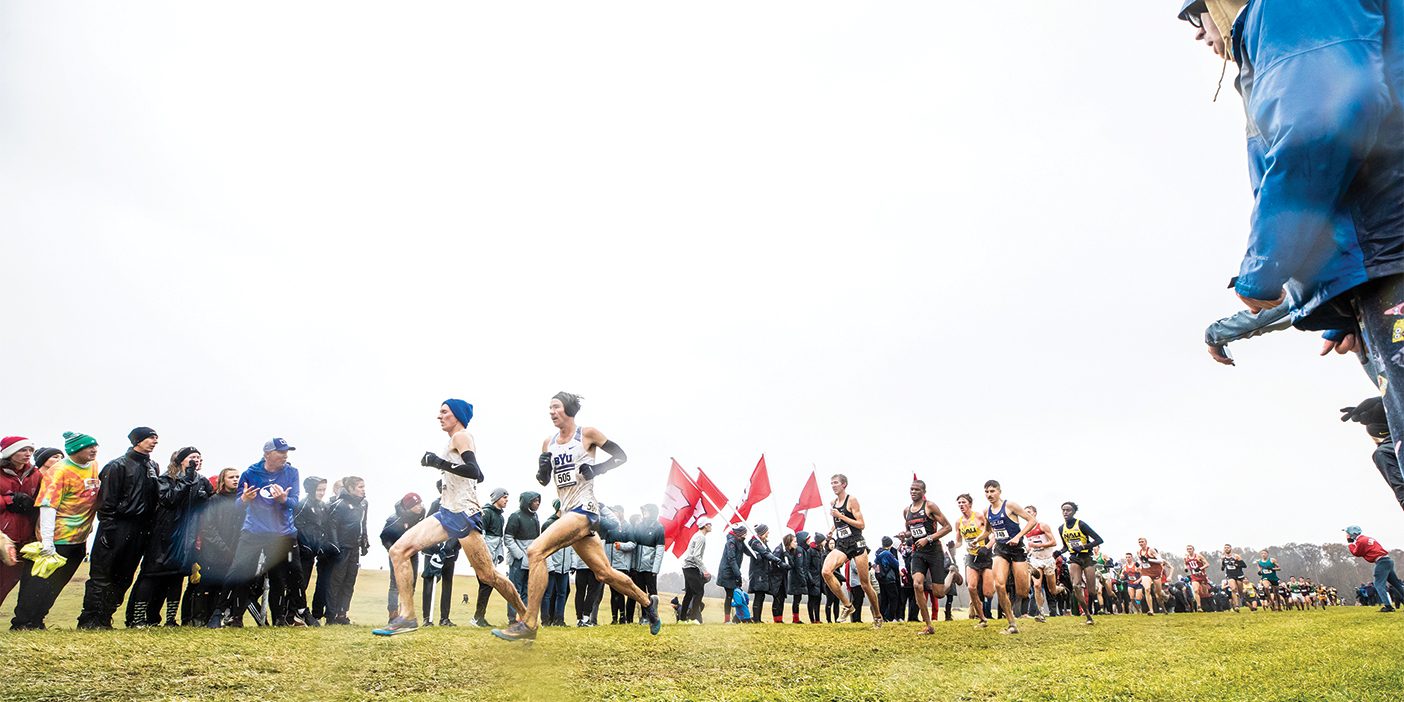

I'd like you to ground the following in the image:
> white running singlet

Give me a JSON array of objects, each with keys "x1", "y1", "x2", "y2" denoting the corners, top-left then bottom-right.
[
  {"x1": 437, "y1": 428, "x2": 481, "y2": 515},
  {"x1": 548, "y1": 427, "x2": 598, "y2": 514}
]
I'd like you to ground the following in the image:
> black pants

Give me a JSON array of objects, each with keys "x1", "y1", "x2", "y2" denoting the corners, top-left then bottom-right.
[
  {"x1": 848, "y1": 586, "x2": 864, "y2": 622},
  {"x1": 791, "y1": 592, "x2": 804, "y2": 617},
  {"x1": 129, "y1": 573, "x2": 183, "y2": 625},
  {"x1": 327, "y1": 551, "x2": 358, "y2": 619},
  {"x1": 680, "y1": 567, "x2": 705, "y2": 622},
  {"x1": 574, "y1": 569, "x2": 601, "y2": 623},
  {"x1": 722, "y1": 587, "x2": 737, "y2": 621},
  {"x1": 298, "y1": 546, "x2": 337, "y2": 619},
  {"x1": 752, "y1": 592, "x2": 767, "y2": 621},
  {"x1": 474, "y1": 579, "x2": 493, "y2": 621},
  {"x1": 78, "y1": 521, "x2": 151, "y2": 627},
  {"x1": 610, "y1": 584, "x2": 628, "y2": 623},
  {"x1": 807, "y1": 589, "x2": 821, "y2": 622},
  {"x1": 824, "y1": 587, "x2": 840, "y2": 622},
  {"x1": 11, "y1": 543, "x2": 87, "y2": 630},
  {"x1": 625, "y1": 570, "x2": 650, "y2": 622},
  {"x1": 771, "y1": 585, "x2": 787, "y2": 619},
  {"x1": 422, "y1": 559, "x2": 456, "y2": 623},
  {"x1": 878, "y1": 579, "x2": 898, "y2": 621},
  {"x1": 217, "y1": 532, "x2": 303, "y2": 622}
]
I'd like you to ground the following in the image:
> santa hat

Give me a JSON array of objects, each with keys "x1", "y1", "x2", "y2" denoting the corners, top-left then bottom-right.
[{"x1": 0, "y1": 437, "x2": 34, "y2": 461}]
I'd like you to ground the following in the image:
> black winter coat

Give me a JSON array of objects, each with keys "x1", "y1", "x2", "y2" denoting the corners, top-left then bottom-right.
[
  {"x1": 787, "y1": 544, "x2": 811, "y2": 593},
  {"x1": 141, "y1": 468, "x2": 214, "y2": 577},
  {"x1": 327, "y1": 492, "x2": 369, "y2": 553},
  {"x1": 747, "y1": 536, "x2": 784, "y2": 594},
  {"x1": 196, "y1": 491, "x2": 245, "y2": 579},
  {"x1": 96, "y1": 449, "x2": 159, "y2": 523},
  {"x1": 294, "y1": 495, "x2": 330, "y2": 554},
  {"x1": 805, "y1": 544, "x2": 828, "y2": 594},
  {"x1": 716, "y1": 534, "x2": 751, "y2": 590}
]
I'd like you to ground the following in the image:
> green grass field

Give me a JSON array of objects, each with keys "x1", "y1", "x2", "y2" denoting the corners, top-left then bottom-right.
[{"x1": 4, "y1": 565, "x2": 1403, "y2": 701}]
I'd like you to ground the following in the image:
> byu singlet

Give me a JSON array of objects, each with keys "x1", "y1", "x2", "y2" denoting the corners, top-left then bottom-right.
[{"x1": 548, "y1": 427, "x2": 598, "y2": 514}]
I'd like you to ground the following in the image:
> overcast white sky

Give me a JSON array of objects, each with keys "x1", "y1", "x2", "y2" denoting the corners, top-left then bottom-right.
[{"x1": 3, "y1": 2, "x2": 1397, "y2": 572}]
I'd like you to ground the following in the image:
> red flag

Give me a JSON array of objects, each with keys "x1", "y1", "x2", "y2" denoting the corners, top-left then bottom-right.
[
  {"x1": 659, "y1": 459, "x2": 708, "y2": 557},
  {"x1": 729, "y1": 455, "x2": 772, "y2": 524},
  {"x1": 786, "y1": 471, "x2": 823, "y2": 533},
  {"x1": 696, "y1": 468, "x2": 728, "y2": 514}
]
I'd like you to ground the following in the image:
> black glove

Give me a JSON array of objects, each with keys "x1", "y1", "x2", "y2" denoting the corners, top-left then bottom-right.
[
  {"x1": 8, "y1": 493, "x2": 35, "y2": 514},
  {"x1": 579, "y1": 464, "x2": 597, "y2": 480},
  {"x1": 1341, "y1": 397, "x2": 1390, "y2": 438},
  {"x1": 422, "y1": 452, "x2": 453, "y2": 470},
  {"x1": 360, "y1": 543, "x2": 369, "y2": 557},
  {"x1": 536, "y1": 452, "x2": 552, "y2": 486}
]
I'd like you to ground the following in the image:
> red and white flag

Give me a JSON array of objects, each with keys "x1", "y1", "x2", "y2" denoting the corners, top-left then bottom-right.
[
  {"x1": 729, "y1": 455, "x2": 772, "y2": 525},
  {"x1": 696, "y1": 467, "x2": 729, "y2": 514},
  {"x1": 786, "y1": 470, "x2": 823, "y2": 533},
  {"x1": 660, "y1": 460, "x2": 707, "y2": 557}
]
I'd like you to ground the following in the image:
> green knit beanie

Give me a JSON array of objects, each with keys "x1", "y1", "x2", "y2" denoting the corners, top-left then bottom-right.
[{"x1": 63, "y1": 431, "x2": 97, "y2": 455}]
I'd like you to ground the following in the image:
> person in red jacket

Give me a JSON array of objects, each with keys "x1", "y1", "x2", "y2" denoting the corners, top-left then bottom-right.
[
  {"x1": 1345, "y1": 526, "x2": 1404, "y2": 612},
  {"x1": 0, "y1": 436, "x2": 42, "y2": 607}
]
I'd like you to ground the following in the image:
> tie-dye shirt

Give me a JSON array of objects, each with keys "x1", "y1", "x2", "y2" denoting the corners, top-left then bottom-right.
[{"x1": 37, "y1": 458, "x2": 101, "y2": 544}]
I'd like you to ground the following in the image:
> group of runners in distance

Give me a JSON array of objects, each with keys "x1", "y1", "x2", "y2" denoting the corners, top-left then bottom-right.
[{"x1": 374, "y1": 394, "x2": 1333, "y2": 642}]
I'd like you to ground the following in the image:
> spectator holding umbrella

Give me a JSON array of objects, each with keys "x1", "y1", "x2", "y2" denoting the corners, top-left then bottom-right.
[
  {"x1": 0, "y1": 436, "x2": 41, "y2": 608},
  {"x1": 1346, "y1": 525, "x2": 1404, "y2": 612}
]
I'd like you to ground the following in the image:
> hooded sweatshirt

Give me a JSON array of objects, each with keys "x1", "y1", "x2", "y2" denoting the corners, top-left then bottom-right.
[
  {"x1": 481, "y1": 496, "x2": 507, "y2": 563},
  {"x1": 237, "y1": 460, "x2": 301, "y2": 536},
  {"x1": 294, "y1": 477, "x2": 329, "y2": 552},
  {"x1": 504, "y1": 491, "x2": 541, "y2": 571}
]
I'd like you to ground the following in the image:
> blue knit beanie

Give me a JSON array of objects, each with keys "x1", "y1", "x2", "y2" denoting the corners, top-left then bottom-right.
[{"x1": 443, "y1": 398, "x2": 473, "y2": 427}]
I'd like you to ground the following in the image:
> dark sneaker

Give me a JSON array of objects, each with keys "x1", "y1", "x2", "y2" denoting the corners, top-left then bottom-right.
[
  {"x1": 439, "y1": 619, "x2": 457, "y2": 627},
  {"x1": 1380, "y1": 606, "x2": 1396, "y2": 613},
  {"x1": 372, "y1": 616, "x2": 420, "y2": 636},
  {"x1": 643, "y1": 595, "x2": 662, "y2": 636},
  {"x1": 205, "y1": 611, "x2": 226, "y2": 629},
  {"x1": 491, "y1": 621, "x2": 537, "y2": 642}
]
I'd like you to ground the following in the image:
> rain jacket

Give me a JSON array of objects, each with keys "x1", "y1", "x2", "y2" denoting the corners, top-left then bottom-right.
[
  {"x1": 141, "y1": 468, "x2": 214, "y2": 576},
  {"x1": 0, "y1": 461, "x2": 41, "y2": 545},
  {"x1": 504, "y1": 491, "x2": 540, "y2": 572},
  {"x1": 1230, "y1": 0, "x2": 1404, "y2": 330},
  {"x1": 236, "y1": 460, "x2": 300, "y2": 535},
  {"x1": 481, "y1": 498, "x2": 506, "y2": 564},
  {"x1": 716, "y1": 532, "x2": 751, "y2": 590}
]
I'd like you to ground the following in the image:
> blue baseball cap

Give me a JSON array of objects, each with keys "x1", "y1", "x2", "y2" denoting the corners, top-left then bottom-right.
[
  {"x1": 262, "y1": 437, "x2": 296, "y2": 452},
  {"x1": 1345, "y1": 525, "x2": 1363, "y2": 537}
]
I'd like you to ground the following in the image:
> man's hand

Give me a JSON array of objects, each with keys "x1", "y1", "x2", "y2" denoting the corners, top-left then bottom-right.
[
  {"x1": 241, "y1": 485, "x2": 258, "y2": 503},
  {"x1": 1321, "y1": 334, "x2": 1359, "y2": 356},
  {"x1": 1207, "y1": 344, "x2": 1235, "y2": 366},
  {"x1": 268, "y1": 485, "x2": 288, "y2": 503},
  {"x1": 1238, "y1": 289, "x2": 1286, "y2": 313}
]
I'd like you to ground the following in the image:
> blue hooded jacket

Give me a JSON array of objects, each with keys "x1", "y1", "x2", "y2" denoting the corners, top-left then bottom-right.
[
  {"x1": 1231, "y1": 0, "x2": 1404, "y2": 330},
  {"x1": 237, "y1": 460, "x2": 301, "y2": 535}
]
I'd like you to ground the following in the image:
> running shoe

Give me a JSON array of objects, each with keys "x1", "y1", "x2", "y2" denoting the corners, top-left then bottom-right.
[
  {"x1": 642, "y1": 595, "x2": 662, "y2": 635},
  {"x1": 1000, "y1": 625, "x2": 1019, "y2": 635},
  {"x1": 439, "y1": 619, "x2": 457, "y2": 627},
  {"x1": 973, "y1": 620, "x2": 988, "y2": 629},
  {"x1": 1083, "y1": 617, "x2": 1095, "y2": 626},
  {"x1": 372, "y1": 616, "x2": 419, "y2": 636},
  {"x1": 839, "y1": 603, "x2": 855, "y2": 622},
  {"x1": 491, "y1": 621, "x2": 538, "y2": 641},
  {"x1": 916, "y1": 626, "x2": 935, "y2": 636}
]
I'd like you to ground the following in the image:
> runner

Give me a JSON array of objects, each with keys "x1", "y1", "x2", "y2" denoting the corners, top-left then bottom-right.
[
  {"x1": 900, "y1": 480, "x2": 952, "y2": 635},
  {"x1": 1243, "y1": 580, "x2": 1260, "y2": 612},
  {"x1": 819, "y1": 474, "x2": 882, "y2": 628},
  {"x1": 372, "y1": 400, "x2": 528, "y2": 636},
  {"x1": 1121, "y1": 553, "x2": 1147, "y2": 616},
  {"x1": 492, "y1": 392, "x2": 660, "y2": 642},
  {"x1": 1092, "y1": 545, "x2": 1117, "y2": 614},
  {"x1": 1054, "y1": 502, "x2": 1104, "y2": 625},
  {"x1": 1256, "y1": 550, "x2": 1283, "y2": 611},
  {"x1": 1219, "y1": 544, "x2": 1248, "y2": 613},
  {"x1": 954, "y1": 493, "x2": 991, "y2": 628},
  {"x1": 1184, "y1": 545, "x2": 1210, "y2": 612},
  {"x1": 1134, "y1": 538, "x2": 1166, "y2": 615},
  {"x1": 982, "y1": 480, "x2": 1036, "y2": 634},
  {"x1": 1023, "y1": 505, "x2": 1061, "y2": 623}
]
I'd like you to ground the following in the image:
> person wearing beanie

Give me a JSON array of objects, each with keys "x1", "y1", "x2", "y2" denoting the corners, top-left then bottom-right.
[
  {"x1": 788, "y1": 531, "x2": 813, "y2": 623},
  {"x1": 379, "y1": 490, "x2": 426, "y2": 624},
  {"x1": 747, "y1": 524, "x2": 785, "y2": 623},
  {"x1": 128, "y1": 447, "x2": 214, "y2": 627},
  {"x1": 11, "y1": 433, "x2": 101, "y2": 630},
  {"x1": 293, "y1": 475, "x2": 333, "y2": 625},
  {"x1": 503, "y1": 491, "x2": 542, "y2": 621},
  {"x1": 717, "y1": 524, "x2": 752, "y2": 623},
  {"x1": 31, "y1": 447, "x2": 64, "y2": 481},
  {"x1": 207, "y1": 438, "x2": 307, "y2": 628},
  {"x1": 806, "y1": 532, "x2": 826, "y2": 623},
  {"x1": 0, "y1": 436, "x2": 41, "y2": 607},
  {"x1": 324, "y1": 476, "x2": 368, "y2": 625},
  {"x1": 471, "y1": 487, "x2": 510, "y2": 628},
  {"x1": 77, "y1": 427, "x2": 160, "y2": 629}
]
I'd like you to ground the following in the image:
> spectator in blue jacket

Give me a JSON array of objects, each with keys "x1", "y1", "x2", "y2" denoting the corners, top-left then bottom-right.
[
  {"x1": 1183, "y1": 0, "x2": 1404, "y2": 447},
  {"x1": 208, "y1": 438, "x2": 304, "y2": 628}
]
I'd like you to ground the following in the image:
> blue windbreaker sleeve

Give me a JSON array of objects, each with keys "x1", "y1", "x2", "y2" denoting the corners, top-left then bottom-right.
[
  {"x1": 1203, "y1": 306, "x2": 1293, "y2": 346},
  {"x1": 1235, "y1": 1, "x2": 1392, "y2": 301}
]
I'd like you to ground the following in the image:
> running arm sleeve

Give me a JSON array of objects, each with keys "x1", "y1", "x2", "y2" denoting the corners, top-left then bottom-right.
[
  {"x1": 422, "y1": 451, "x2": 484, "y2": 481},
  {"x1": 580, "y1": 440, "x2": 627, "y2": 479},
  {"x1": 39, "y1": 507, "x2": 56, "y2": 548},
  {"x1": 1083, "y1": 523, "x2": 1104, "y2": 550}
]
